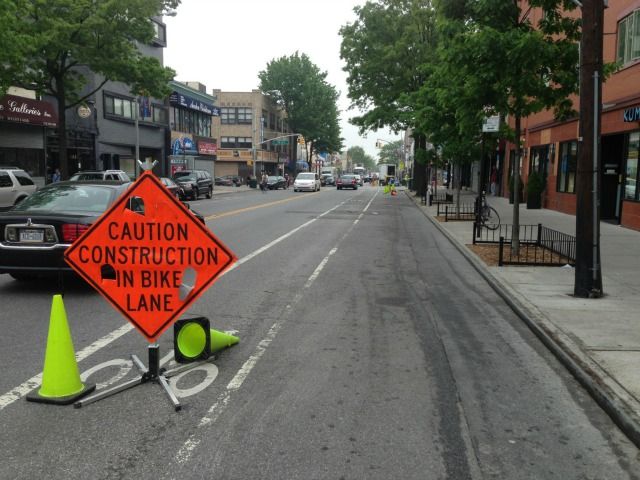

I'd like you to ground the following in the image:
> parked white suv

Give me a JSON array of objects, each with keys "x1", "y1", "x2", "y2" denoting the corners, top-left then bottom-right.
[{"x1": 0, "y1": 167, "x2": 37, "y2": 210}]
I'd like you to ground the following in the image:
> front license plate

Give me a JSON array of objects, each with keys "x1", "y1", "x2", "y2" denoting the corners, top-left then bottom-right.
[{"x1": 20, "y1": 229, "x2": 44, "y2": 243}]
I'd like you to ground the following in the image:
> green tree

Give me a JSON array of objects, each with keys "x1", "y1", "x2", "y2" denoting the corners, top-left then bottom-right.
[
  {"x1": 346, "y1": 146, "x2": 375, "y2": 171},
  {"x1": 258, "y1": 52, "x2": 343, "y2": 168},
  {"x1": 453, "y1": 0, "x2": 580, "y2": 252},
  {"x1": 0, "y1": 0, "x2": 179, "y2": 178},
  {"x1": 419, "y1": 0, "x2": 579, "y2": 251},
  {"x1": 377, "y1": 140, "x2": 405, "y2": 166},
  {"x1": 340, "y1": 0, "x2": 438, "y2": 194}
]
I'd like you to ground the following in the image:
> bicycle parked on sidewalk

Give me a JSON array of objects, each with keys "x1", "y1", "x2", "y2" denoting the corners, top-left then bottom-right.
[{"x1": 479, "y1": 192, "x2": 500, "y2": 230}]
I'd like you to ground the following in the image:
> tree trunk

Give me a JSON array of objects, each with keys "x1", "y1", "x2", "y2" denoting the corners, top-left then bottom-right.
[
  {"x1": 511, "y1": 115, "x2": 521, "y2": 256},
  {"x1": 414, "y1": 133, "x2": 427, "y2": 197}
]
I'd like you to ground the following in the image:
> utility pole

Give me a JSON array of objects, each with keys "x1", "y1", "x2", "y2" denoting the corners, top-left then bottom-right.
[{"x1": 574, "y1": 0, "x2": 604, "y2": 298}]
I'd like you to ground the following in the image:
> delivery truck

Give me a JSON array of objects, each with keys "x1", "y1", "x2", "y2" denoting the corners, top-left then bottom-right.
[{"x1": 378, "y1": 164, "x2": 396, "y2": 185}]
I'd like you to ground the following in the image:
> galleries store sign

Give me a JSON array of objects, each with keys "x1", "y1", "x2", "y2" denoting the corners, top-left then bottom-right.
[{"x1": 0, "y1": 95, "x2": 58, "y2": 127}]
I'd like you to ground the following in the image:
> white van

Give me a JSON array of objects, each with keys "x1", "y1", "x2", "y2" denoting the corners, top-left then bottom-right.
[{"x1": 293, "y1": 172, "x2": 321, "y2": 192}]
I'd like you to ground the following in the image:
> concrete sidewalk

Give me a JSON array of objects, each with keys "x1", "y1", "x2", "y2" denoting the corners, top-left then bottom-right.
[{"x1": 405, "y1": 187, "x2": 640, "y2": 447}]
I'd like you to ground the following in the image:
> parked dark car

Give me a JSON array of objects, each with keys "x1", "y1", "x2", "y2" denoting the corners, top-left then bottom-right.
[
  {"x1": 0, "y1": 180, "x2": 205, "y2": 281},
  {"x1": 215, "y1": 176, "x2": 234, "y2": 187},
  {"x1": 221, "y1": 175, "x2": 242, "y2": 186},
  {"x1": 173, "y1": 170, "x2": 213, "y2": 200},
  {"x1": 0, "y1": 181, "x2": 130, "y2": 280},
  {"x1": 160, "y1": 177, "x2": 183, "y2": 199},
  {"x1": 267, "y1": 175, "x2": 287, "y2": 190},
  {"x1": 336, "y1": 174, "x2": 358, "y2": 190}
]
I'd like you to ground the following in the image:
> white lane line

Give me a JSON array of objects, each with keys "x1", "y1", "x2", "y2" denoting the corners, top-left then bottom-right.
[
  {"x1": 0, "y1": 323, "x2": 133, "y2": 411},
  {"x1": 0, "y1": 196, "x2": 359, "y2": 412},
  {"x1": 175, "y1": 246, "x2": 340, "y2": 465},
  {"x1": 174, "y1": 193, "x2": 379, "y2": 464}
]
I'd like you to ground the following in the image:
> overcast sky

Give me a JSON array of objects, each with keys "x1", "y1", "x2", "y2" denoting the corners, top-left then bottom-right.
[{"x1": 163, "y1": 0, "x2": 403, "y2": 159}]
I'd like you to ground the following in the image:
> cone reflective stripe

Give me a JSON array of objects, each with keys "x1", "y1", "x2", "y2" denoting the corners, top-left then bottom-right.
[
  {"x1": 174, "y1": 316, "x2": 239, "y2": 363},
  {"x1": 27, "y1": 295, "x2": 95, "y2": 405}
]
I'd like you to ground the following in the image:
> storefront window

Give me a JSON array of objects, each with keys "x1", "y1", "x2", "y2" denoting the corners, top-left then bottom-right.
[
  {"x1": 557, "y1": 140, "x2": 578, "y2": 193},
  {"x1": 625, "y1": 132, "x2": 640, "y2": 200},
  {"x1": 172, "y1": 108, "x2": 211, "y2": 137}
]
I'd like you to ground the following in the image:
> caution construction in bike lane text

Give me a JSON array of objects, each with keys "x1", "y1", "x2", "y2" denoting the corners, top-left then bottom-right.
[{"x1": 64, "y1": 170, "x2": 237, "y2": 342}]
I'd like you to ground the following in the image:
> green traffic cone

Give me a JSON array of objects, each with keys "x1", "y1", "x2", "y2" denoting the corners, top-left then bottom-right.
[
  {"x1": 27, "y1": 295, "x2": 95, "y2": 405},
  {"x1": 210, "y1": 329, "x2": 239, "y2": 353}
]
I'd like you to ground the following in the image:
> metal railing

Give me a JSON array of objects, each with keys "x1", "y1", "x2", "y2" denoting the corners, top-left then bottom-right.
[
  {"x1": 472, "y1": 222, "x2": 576, "y2": 266},
  {"x1": 440, "y1": 203, "x2": 476, "y2": 221},
  {"x1": 432, "y1": 192, "x2": 453, "y2": 205}
]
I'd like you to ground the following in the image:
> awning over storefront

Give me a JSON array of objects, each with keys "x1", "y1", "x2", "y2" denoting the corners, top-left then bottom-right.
[{"x1": 0, "y1": 94, "x2": 58, "y2": 127}]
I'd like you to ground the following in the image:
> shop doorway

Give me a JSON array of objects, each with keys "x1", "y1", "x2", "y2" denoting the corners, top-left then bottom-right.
[{"x1": 601, "y1": 134, "x2": 625, "y2": 222}]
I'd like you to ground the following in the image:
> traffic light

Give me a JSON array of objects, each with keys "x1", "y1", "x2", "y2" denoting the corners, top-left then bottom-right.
[{"x1": 297, "y1": 136, "x2": 305, "y2": 145}]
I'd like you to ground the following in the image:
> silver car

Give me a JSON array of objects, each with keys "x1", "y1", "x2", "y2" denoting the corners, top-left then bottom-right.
[{"x1": 293, "y1": 172, "x2": 321, "y2": 192}]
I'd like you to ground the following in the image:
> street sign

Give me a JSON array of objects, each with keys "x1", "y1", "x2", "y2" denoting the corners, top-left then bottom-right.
[
  {"x1": 64, "y1": 171, "x2": 237, "y2": 342},
  {"x1": 271, "y1": 139, "x2": 289, "y2": 145},
  {"x1": 482, "y1": 115, "x2": 500, "y2": 133}
]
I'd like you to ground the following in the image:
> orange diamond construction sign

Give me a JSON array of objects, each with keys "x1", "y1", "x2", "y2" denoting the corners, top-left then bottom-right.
[{"x1": 64, "y1": 171, "x2": 237, "y2": 342}]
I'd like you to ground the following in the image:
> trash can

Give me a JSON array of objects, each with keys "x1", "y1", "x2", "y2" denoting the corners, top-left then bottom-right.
[{"x1": 249, "y1": 176, "x2": 257, "y2": 188}]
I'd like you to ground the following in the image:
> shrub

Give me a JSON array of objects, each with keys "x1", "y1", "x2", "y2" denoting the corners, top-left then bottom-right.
[{"x1": 526, "y1": 171, "x2": 545, "y2": 195}]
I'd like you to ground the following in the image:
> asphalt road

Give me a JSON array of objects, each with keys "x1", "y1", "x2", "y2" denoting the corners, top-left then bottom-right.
[{"x1": 0, "y1": 185, "x2": 639, "y2": 479}]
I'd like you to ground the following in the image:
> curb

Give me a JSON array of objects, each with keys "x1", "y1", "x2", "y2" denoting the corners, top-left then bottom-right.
[{"x1": 405, "y1": 190, "x2": 640, "y2": 449}]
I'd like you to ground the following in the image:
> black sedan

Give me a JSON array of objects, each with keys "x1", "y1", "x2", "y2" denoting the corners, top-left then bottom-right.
[
  {"x1": 336, "y1": 174, "x2": 358, "y2": 190},
  {"x1": 321, "y1": 174, "x2": 335, "y2": 186},
  {"x1": 160, "y1": 177, "x2": 183, "y2": 199},
  {"x1": 221, "y1": 175, "x2": 242, "y2": 186},
  {"x1": 267, "y1": 175, "x2": 287, "y2": 190},
  {"x1": 0, "y1": 181, "x2": 205, "y2": 281},
  {"x1": 215, "y1": 176, "x2": 234, "y2": 186}
]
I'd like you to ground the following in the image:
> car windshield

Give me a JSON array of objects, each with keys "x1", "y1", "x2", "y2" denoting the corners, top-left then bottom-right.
[
  {"x1": 11, "y1": 184, "x2": 117, "y2": 214},
  {"x1": 70, "y1": 173, "x2": 103, "y2": 181},
  {"x1": 341, "y1": 175, "x2": 355, "y2": 180},
  {"x1": 175, "y1": 173, "x2": 197, "y2": 181},
  {"x1": 297, "y1": 173, "x2": 315, "y2": 180}
]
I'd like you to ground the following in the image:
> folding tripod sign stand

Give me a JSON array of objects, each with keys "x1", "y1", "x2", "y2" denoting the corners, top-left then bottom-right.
[{"x1": 74, "y1": 343, "x2": 181, "y2": 411}]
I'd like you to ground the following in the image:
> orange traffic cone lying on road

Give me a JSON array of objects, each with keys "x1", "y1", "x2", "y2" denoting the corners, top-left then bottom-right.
[{"x1": 27, "y1": 295, "x2": 95, "y2": 405}]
